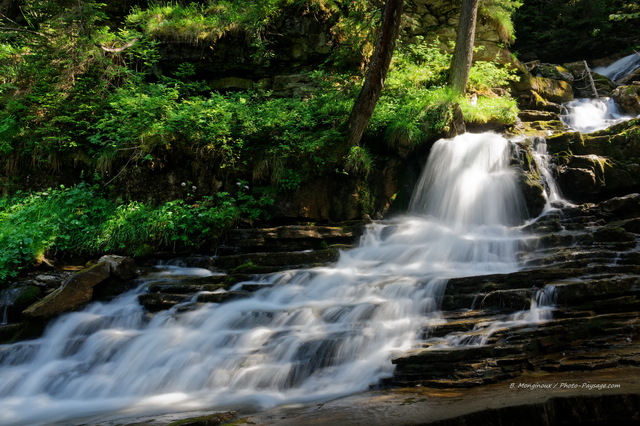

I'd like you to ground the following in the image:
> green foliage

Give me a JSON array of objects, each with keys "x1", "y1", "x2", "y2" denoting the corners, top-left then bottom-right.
[
  {"x1": 0, "y1": 184, "x2": 113, "y2": 281},
  {"x1": 371, "y1": 38, "x2": 519, "y2": 144},
  {"x1": 514, "y1": 0, "x2": 639, "y2": 61},
  {"x1": 343, "y1": 146, "x2": 373, "y2": 177},
  {"x1": 468, "y1": 58, "x2": 520, "y2": 92},
  {"x1": 0, "y1": 184, "x2": 272, "y2": 282},
  {"x1": 460, "y1": 95, "x2": 519, "y2": 124},
  {"x1": 480, "y1": 0, "x2": 523, "y2": 41}
]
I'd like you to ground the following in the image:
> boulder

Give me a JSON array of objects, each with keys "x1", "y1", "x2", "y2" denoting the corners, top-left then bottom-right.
[
  {"x1": 98, "y1": 255, "x2": 137, "y2": 280},
  {"x1": 515, "y1": 168, "x2": 546, "y2": 218},
  {"x1": 557, "y1": 155, "x2": 608, "y2": 198},
  {"x1": 531, "y1": 63, "x2": 574, "y2": 83},
  {"x1": 517, "y1": 110, "x2": 560, "y2": 122},
  {"x1": 611, "y1": 85, "x2": 640, "y2": 115},
  {"x1": 512, "y1": 75, "x2": 573, "y2": 104},
  {"x1": 22, "y1": 261, "x2": 111, "y2": 319},
  {"x1": 599, "y1": 193, "x2": 640, "y2": 219},
  {"x1": 516, "y1": 90, "x2": 564, "y2": 114}
]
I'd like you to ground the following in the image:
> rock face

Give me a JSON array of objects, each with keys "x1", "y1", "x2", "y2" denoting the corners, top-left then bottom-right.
[
  {"x1": 22, "y1": 262, "x2": 111, "y2": 319},
  {"x1": 612, "y1": 84, "x2": 640, "y2": 115},
  {"x1": 21, "y1": 256, "x2": 138, "y2": 320},
  {"x1": 391, "y1": 197, "x2": 640, "y2": 390},
  {"x1": 545, "y1": 119, "x2": 640, "y2": 201},
  {"x1": 134, "y1": 224, "x2": 365, "y2": 313}
]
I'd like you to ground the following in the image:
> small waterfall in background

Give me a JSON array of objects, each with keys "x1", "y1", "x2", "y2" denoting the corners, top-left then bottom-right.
[
  {"x1": 0, "y1": 133, "x2": 556, "y2": 425},
  {"x1": 593, "y1": 52, "x2": 640, "y2": 83},
  {"x1": 562, "y1": 52, "x2": 640, "y2": 133},
  {"x1": 562, "y1": 98, "x2": 631, "y2": 133}
]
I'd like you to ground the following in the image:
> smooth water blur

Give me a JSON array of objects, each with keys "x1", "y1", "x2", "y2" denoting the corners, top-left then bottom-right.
[
  {"x1": 0, "y1": 133, "x2": 534, "y2": 425},
  {"x1": 562, "y1": 98, "x2": 632, "y2": 133},
  {"x1": 593, "y1": 52, "x2": 640, "y2": 83}
]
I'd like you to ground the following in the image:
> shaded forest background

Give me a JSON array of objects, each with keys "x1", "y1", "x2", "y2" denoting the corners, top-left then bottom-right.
[{"x1": 0, "y1": 0, "x2": 638, "y2": 281}]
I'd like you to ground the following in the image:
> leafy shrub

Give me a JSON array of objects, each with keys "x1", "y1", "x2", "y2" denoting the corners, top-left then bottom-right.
[
  {"x1": 344, "y1": 146, "x2": 373, "y2": 177},
  {"x1": 0, "y1": 184, "x2": 272, "y2": 283}
]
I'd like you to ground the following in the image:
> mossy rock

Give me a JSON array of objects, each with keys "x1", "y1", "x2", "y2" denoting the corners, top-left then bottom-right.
[
  {"x1": 612, "y1": 85, "x2": 640, "y2": 115},
  {"x1": 546, "y1": 131, "x2": 583, "y2": 155},
  {"x1": 593, "y1": 226, "x2": 636, "y2": 243},
  {"x1": 13, "y1": 286, "x2": 42, "y2": 308},
  {"x1": 517, "y1": 169, "x2": 546, "y2": 218},
  {"x1": 533, "y1": 63, "x2": 574, "y2": 82}
]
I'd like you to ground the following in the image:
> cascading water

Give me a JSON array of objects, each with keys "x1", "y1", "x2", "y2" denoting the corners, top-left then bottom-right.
[
  {"x1": 593, "y1": 52, "x2": 640, "y2": 83},
  {"x1": 0, "y1": 133, "x2": 541, "y2": 425},
  {"x1": 531, "y1": 137, "x2": 564, "y2": 210},
  {"x1": 562, "y1": 98, "x2": 632, "y2": 133},
  {"x1": 562, "y1": 53, "x2": 640, "y2": 133}
]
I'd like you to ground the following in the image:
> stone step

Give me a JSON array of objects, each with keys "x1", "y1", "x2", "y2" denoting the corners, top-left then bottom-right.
[
  {"x1": 214, "y1": 248, "x2": 342, "y2": 271},
  {"x1": 219, "y1": 224, "x2": 363, "y2": 255}
]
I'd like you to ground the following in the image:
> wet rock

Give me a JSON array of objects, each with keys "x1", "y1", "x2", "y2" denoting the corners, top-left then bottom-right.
[
  {"x1": 563, "y1": 61, "x2": 617, "y2": 98},
  {"x1": 515, "y1": 169, "x2": 546, "y2": 219},
  {"x1": 517, "y1": 110, "x2": 560, "y2": 122},
  {"x1": 599, "y1": 193, "x2": 640, "y2": 219},
  {"x1": 554, "y1": 276, "x2": 640, "y2": 307},
  {"x1": 611, "y1": 84, "x2": 640, "y2": 115},
  {"x1": 137, "y1": 293, "x2": 187, "y2": 312},
  {"x1": 196, "y1": 291, "x2": 251, "y2": 304},
  {"x1": 22, "y1": 262, "x2": 111, "y2": 319},
  {"x1": 546, "y1": 131, "x2": 583, "y2": 155},
  {"x1": 221, "y1": 225, "x2": 361, "y2": 254},
  {"x1": 165, "y1": 411, "x2": 237, "y2": 426},
  {"x1": 512, "y1": 75, "x2": 573, "y2": 104},
  {"x1": 557, "y1": 154, "x2": 611, "y2": 199},
  {"x1": 592, "y1": 226, "x2": 636, "y2": 243},
  {"x1": 531, "y1": 63, "x2": 574, "y2": 83},
  {"x1": 426, "y1": 394, "x2": 640, "y2": 426},
  {"x1": 480, "y1": 289, "x2": 533, "y2": 311},
  {"x1": 516, "y1": 90, "x2": 564, "y2": 113},
  {"x1": 98, "y1": 255, "x2": 137, "y2": 280},
  {"x1": 147, "y1": 283, "x2": 228, "y2": 294},
  {"x1": 215, "y1": 248, "x2": 340, "y2": 271}
]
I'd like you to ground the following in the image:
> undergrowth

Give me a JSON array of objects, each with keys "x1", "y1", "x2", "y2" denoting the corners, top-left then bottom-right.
[{"x1": 0, "y1": 184, "x2": 271, "y2": 282}]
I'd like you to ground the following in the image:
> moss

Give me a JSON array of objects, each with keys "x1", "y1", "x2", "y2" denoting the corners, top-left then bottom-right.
[
  {"x1": 546, "y1": 131, "x2": 583, "y2": 155},
  {"x1": 167, "y1": 411, "x2": 236, "y2": 426},
  {"x1": 13, "y1": 286, "x2": 42, "y2": 307},
  {"x1": 230, "y1": 261, "x2": 259, "y2": 274}
]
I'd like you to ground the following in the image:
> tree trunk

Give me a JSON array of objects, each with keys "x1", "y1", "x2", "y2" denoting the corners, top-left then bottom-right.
[
  {"x1": 346, "y1": 0, "x2": 404, "y2": 146},
  {"x1": 449, "y1": 0, "x2": 479, "y2": 95}
]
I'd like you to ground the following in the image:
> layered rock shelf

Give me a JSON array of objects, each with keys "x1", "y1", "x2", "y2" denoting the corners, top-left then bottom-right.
[{"x1": 391, "y1": 196, "x2": 640, "y2": 392}]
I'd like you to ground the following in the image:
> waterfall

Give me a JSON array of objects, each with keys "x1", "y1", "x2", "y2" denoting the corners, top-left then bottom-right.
[
  {"x1": 0, "y1": 133, "x2": 536, "y2": 425},
  {"x1": 561, "y1": 98, "x2": 631, "y2": 133},
  {"x1": 593, "y1": 52, "x2": 640, "y2": 83},
  {"x1": 531, "y1": 137, "x2": 564, "y2": 210}
]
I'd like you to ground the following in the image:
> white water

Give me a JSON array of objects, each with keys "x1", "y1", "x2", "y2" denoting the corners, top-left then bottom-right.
[
  {"x1": 429, "y1": 285, "x2": 558, "y2": 348},
  {"x1": 562, "y1": 97, "x2": 632, "y2": 133},
  {"x1": 532, "y1": 138, "x2": 564, "y2": 210},
  {"x1": 0, "y1": 133, "x2": 539, "y2": 425},
  {"x1": 594, "y1": 52, "x2": 640, "y2": 83},
  {"x1": 0, "y1": 288, "x2": 20, "y2": 325}
]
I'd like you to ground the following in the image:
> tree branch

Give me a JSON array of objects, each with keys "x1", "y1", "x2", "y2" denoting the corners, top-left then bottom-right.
[{"x1": 0, "y1": 26, "x2": 47, "y2": 38}]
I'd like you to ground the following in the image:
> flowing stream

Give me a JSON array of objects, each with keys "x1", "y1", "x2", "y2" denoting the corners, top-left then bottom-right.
[
  {"x1": 0, "y1": 133, "x2": 550, "y2": 425},
  {"x1": 593, "y1": 52, "x2": 640, "y2": 83},
  {"x1": 562, "y1": 97, "x2": 632, "y2": 133}
]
